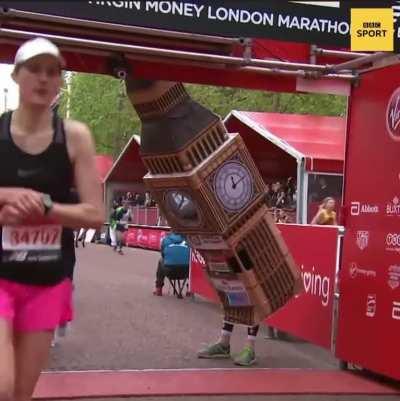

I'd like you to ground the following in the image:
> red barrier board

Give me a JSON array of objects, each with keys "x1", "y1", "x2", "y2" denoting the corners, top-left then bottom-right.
[
  {"x1": 190, "y1": 249, "x2": 219, "y2": 303},
  {"x1": 190, "y1": 224, "x2": 339, "y2": 349},
  {"x1": 336, "y1": 64, "x2": 400, "y2": 380},
  {"x1": 124, "y1": 227, "x2": 168, "y2": 251}
]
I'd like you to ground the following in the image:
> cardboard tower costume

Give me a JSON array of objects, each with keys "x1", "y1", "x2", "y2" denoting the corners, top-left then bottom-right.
[{"x1": 126, "y1": 78, "x2": 302, "y2": 325}]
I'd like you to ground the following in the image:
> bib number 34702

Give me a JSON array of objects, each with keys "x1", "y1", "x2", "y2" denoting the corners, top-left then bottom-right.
[{"x1": 2, "y1": 225, "x2": 62, "y2": 251}]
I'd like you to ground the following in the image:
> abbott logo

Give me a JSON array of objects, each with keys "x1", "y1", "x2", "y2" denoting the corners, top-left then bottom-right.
[
  {"x1": 351, "y1": 202, "x2": 360, "y2": 216},
  {"x1": 351, "y1": 202, "x2": 379, "y2": 216}
]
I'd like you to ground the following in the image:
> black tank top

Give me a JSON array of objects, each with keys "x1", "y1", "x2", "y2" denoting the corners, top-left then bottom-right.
[{"x1": 0, "y1": 111, "x2": 75, "y2": 285}]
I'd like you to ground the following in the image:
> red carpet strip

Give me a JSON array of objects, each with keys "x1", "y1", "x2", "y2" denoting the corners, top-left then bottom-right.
[{"x1": 34, "y1": 369, "x2": 400, "y2": 399}]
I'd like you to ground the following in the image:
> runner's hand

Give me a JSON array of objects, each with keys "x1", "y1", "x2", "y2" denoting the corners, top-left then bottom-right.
[
  {"x1": 0, "y1": 204, "x2": 24, "y2": 225},
  {"x1": 1, "y1": 188, "x2": 45, "y2": 218}
]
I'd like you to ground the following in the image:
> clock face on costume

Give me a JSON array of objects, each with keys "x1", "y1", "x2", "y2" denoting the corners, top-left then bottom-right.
[
  {"x1": 164, "y1": 190, "x2": 201, "y2": 227},
  {"x1": 214, "y1": 161, "x2": 253, "y2": 212}
]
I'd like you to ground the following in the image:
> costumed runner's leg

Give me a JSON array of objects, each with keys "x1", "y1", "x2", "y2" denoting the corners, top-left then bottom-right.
[{"x1": 197, "y1": 311, "x2": 233, "y2": 359}]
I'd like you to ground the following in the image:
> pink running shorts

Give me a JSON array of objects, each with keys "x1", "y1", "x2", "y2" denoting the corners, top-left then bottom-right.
[{"x1": 0, "y1": 278, "x2": 73, "y2": 332}]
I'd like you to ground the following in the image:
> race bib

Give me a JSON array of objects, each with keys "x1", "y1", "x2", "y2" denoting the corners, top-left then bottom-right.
[
  {"x1": 2, "y1": 225, "x2": 62, "y2": 263},
  {"x1": 210, "y1": 277, "x2": 252, "y2": 307}
]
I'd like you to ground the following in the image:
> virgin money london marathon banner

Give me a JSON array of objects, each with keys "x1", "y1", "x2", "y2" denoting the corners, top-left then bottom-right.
[{"x1": 1, "y1": 1, "x2": 398, "y2": 50}]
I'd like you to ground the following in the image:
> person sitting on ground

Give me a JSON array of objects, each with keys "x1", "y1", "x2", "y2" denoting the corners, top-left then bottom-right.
[
  {"x1": 311, "y1": 196, "x2": 337, "y2": 225},
  {"x1": 153, "y1": 232, "x2": 190, "y2": 296}
]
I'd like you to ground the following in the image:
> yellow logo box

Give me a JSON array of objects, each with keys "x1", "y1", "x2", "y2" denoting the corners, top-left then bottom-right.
[{"x1": 351, "y1": 8, "x2": 393, "y2": 51}]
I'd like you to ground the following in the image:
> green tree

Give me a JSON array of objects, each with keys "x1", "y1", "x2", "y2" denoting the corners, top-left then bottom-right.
[
  {"x1": 60, "y1": 73, "x2": 347, "y2": 157},
  {"x1": 187, "y1": 85, "x2": 346, "y2": 118},
  {"x1": 59, "y1": 72, "x2": 140, "y2": 157}
]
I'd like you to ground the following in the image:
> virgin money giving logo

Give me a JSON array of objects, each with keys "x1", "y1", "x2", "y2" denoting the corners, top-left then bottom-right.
[{"x1": 386, "y1": 87, "x2": 400, "y2": 141}]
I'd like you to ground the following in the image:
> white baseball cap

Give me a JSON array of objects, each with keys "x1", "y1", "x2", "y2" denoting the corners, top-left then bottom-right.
[{"x1": 14, "y1": 37, "x2": 65, "y2": 68}]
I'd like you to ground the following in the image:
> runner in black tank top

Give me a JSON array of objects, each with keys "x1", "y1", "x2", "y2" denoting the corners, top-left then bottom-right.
[
  {"x1": 0, "y1": 38, "x2": 104, "y2": 401},
  {"x1": 0, "y1": 110, "x2": 75, "y2": 285}
]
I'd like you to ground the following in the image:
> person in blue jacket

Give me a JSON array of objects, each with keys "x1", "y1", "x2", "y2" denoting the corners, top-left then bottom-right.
[{"x1": 153, "y1": 232, "x2": 190, "y2": 296}]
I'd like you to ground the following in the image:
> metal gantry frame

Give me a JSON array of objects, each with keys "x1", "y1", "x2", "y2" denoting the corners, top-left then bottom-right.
[{"x1": 1, "y1": 6, "x2": 395, "y2": 83}]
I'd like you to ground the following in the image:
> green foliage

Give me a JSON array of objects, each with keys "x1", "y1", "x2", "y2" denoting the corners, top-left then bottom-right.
[
  {"x1": 186, "y1": 85, "x2": 347, "y2": 119},
  {"x1": 60, "y1": 73, "x2": 347, "y2": 157},
  {"x1": 59, "y1": 72, "x2": 140, "y2": 157}
]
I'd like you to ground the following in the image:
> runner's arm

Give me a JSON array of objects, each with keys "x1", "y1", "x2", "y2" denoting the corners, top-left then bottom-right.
[
  {"x1": 47, "y1": 120, "x2": 105, "y2": 229},
  {"x1": 310, "y1": 210, "x2": 322, "y2": 225}
]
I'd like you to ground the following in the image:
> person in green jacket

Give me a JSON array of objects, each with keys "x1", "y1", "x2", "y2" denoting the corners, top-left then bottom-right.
[
  {"x1": 108, "y1": 201, "x2": 119, "y2": 249},
  {"x1": 113, "y1": 202, "x2": 131, "y2": 254}
]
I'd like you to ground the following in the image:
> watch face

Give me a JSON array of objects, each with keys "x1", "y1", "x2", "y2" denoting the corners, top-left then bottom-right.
[
  {"x1": 164, "y1": 190, "x2": 201, "y2": 227},
  {"x1": 214, "y1": 161, "x2": 253, "y2": 212},
  {"x1": 42, "y1": 194, "x2": 53, "y2": 214}
]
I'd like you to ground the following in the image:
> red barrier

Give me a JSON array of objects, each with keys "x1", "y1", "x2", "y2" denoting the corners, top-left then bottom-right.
[
  {"x1": 124, "y1": 227, "x2": 168, "y2": 251},
  {"x1": 336, "y1": 64, "x2": 400, "y2": 380},
  {"x1": 127, "y1": 207, "x2": 160, "y2": 226},
  {"x1": 190, "y1": 249, "x2": 218, "y2": 303},
  {"x1": 190, "y1": 224, "x2": 340, "y2": 349}
]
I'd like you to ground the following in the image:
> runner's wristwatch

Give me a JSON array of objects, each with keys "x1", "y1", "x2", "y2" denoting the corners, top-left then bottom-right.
[{"x1": 42, "y1": 194, "x2": 54, "y2": 215}]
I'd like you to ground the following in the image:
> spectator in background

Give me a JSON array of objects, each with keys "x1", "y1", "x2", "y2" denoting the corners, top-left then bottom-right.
[
  {"x1": 270, "y1": 181, "x2": 281, "y2": 207},
  {"x1": 144, "y1": 191, "x2": 153, "y2": 207},
  {"x1": 276, "y1": 209, "x2": 289, "y2": 224},
  {"x1": 310, "y1": 177, "x2": 331, "y2": 202},
  {"x1": 285, "y1": 177, "x2": 297, "y2": 207},
  {"x1": 311, "y1": 197, "x2": 337, "y2": 226},
  {"x1": 126, "y1": 191, "x2": 134, "y2": 205},
  {"x1": 153, "y1": 232, "x2": 190, "y2": 296},
  {"x1": 263, "y1": 184, "x2": 272, "y2": 208},
  {"x1": 133, "y1": 192, "x2": 142, "y2": 206},
  {"x1": 275, "y1": 187, "x2": 289, "y2": 209}
]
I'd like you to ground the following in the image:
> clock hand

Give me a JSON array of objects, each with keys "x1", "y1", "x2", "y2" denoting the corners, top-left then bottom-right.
[
  {"x1": 231, "y1": 176, "x2": 237, "y2": 189},
  {"x1": 231, "y1": 175, "x2": 246, "y2": 190}
]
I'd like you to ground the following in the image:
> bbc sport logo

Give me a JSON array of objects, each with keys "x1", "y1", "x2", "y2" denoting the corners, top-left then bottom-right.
[{"x1": 351, "y1": 7, "x2": 394, "y2": 51}]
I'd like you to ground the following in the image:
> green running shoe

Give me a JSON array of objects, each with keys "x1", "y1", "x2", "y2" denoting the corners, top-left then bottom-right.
[
  {"x1": 233, "y1": 346, "x2": 256, "y2": 366},
  {"x1": 197, "y1": 342, "x2": 230, "y2": 359}
]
